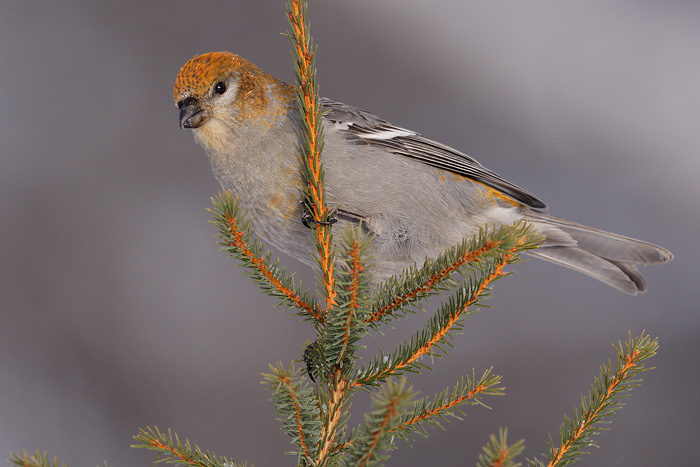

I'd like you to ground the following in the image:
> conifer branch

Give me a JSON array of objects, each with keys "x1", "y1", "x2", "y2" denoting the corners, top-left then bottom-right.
[
  {"x1": 368, "y1": 222, "x2": 542, "y2": 326},
  {"x1": 320, "y1": 227, "x2": 373, "y2": 373},
  {"x1": 317, "y1": 372, "x2": 351, "y2": 466},
  {"x1": 477, "y1": 428, "x2": 525, "y2": 467},
  {"x1": 286, "y1": 3, "x2": 355, "y2": 464},
  {"x1": 286, "y1": 0, "x2": 336, "y2": 310},
  {"x1": 389, "y1": 369, "x2": 504, "y2": 443},
  {"x1": 339, "y1": 380, "x2": 416, "y2": 467},
  {"x1": 343, "y1": 230, "x2": 366, "y2": 315},
  {"x1": 368, "y1": 244, "x2": 490, "y2": 324},
  {"x1": 262, "y1": 363, "x2": 321, "y2": 463},
  {"x1": 210, "y1": 192, "x2": 324, "y2": 323},
  {"x1": 132, "y1": 427, "x2": 249, "y2": 467},
  {"x1": 528, "y1": 332, "x2": 658, "y2": 467},
  {"x1": 9, "y1": 450, "x2": 69, "y2": 467},
  {"x1": 355, "y1": 237, "x2": 528, "y2": 387},
  {"x1": 324, "y1": 297, "x2": 357, "y2": 373}
]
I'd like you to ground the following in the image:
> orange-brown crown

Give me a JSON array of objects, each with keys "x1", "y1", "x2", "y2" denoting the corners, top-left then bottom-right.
[{"x1": 173, "y1": 52, "x2": 249, "y2": 104}]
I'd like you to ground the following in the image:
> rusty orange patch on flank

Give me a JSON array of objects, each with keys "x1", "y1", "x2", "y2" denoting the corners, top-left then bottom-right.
[
  {"x1": 269, "y1": 189, "x2": 300, "y2": 220},
  {"x1": 474, "y1": 180, "x2": 521, "y2": 207},
  {"x1": 451, "y1": 173, "x2": 520, "y2": 206},
  {"x1": 269, "y1": 191, "x2": 284, "y2": 208}
]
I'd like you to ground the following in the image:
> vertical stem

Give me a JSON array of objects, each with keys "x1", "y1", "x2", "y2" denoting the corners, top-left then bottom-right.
[
  {"x1": 288, "y1": 0, "x2": 336, "y2": 311},
  {"x1": 288, "y1": 3, "x2": 346, "y2": 464},
  {"x1": 317, "y1": 371, "x2": 347, "y2": 464}
]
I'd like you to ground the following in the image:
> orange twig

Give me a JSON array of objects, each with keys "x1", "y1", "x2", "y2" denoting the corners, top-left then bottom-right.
[
  {"x1": 288, "y1": 0, "x2": 336, "y2": 311},
  {"x1": 317, "y1": 372, "x2": 348, "y2": 462},
  {"x1": 279, "y1": 375, "x2": 312, "y2": 461},
  {"x1": 348, "y1": 238, "x2": 363, "y2": 312},
  {"x1": 415, "y1": 259, "x2": 506, "y2": 358},
  {"x1": 334, "y1": 238, "x2": 363, "y2": 366},
  {"x1": 146, "y1": 439, "x2": 205, "y2": 467},
  {"x1": 367, "y1": 241, "x2": 502, "y2": 323},
  {"x1": 357, "y1": 397, "x2": 400, "y2": 467},
  {"x1": 358, "y1": 252, "x2": 513, "y2": 386},
  {"x1": 489, "y1": 449, "x2": 510, "y2": 467},
  {"x1": 546, "y1": 350, "x2": 642, "y2": 467},
  {"x1": 390, "y1": 384, "x2": 493, "y2": 433},
  {"x1": 225, "y1": 216, "x2": 324, "y2": 322}
]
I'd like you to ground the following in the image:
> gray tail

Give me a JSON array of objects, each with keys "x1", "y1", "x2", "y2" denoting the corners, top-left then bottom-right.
[{"x1": 525, "y1": 212, "x2": 673, "y2": 294}]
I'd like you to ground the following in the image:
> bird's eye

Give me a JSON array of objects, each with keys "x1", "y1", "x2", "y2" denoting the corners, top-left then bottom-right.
[{"x1": 214, "y1": 81, "x2": 227, "y2": 95}]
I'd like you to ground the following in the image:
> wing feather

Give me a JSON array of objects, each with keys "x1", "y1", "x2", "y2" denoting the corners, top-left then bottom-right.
[{"x1": 321, "y1": 98, "x2": 547, "y2": 209}]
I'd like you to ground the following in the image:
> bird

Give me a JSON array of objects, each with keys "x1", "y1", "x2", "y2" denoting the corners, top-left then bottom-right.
[{"x1": 173, "y1": 51, "x2": 672, "y2": 294}]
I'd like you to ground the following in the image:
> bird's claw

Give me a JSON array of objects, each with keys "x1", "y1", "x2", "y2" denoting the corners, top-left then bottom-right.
[{"x1": 301, "y1": 201, "x2": 338, "y2": 229}]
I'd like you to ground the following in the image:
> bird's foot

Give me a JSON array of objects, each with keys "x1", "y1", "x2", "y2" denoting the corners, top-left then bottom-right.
[{"x1": 300, "y1": 201, "x2": 338, "y2": 229}]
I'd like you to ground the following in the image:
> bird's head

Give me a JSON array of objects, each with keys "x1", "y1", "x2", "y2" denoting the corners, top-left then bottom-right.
[{"x1": 173, "y1": 52, "x2": 291, "y2": 151}]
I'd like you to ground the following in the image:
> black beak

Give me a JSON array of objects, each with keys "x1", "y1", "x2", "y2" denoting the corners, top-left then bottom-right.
[{"x1": 178, "y1": 98, "x2": 208, "y2": 129}]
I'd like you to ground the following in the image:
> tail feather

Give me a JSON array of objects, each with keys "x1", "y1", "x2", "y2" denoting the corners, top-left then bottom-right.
[
  {"x1": 529, "y1": 247, "x2": 645, "y2": 294},
  {"x1": 526, "y1": 212, "x2": 673, "y2": 294},
  {"x1": 609, "y1": 260, "x2": 647, "y2": 292}
]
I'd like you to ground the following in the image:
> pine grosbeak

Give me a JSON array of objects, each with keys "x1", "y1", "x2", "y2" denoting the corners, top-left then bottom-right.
[{"x1": 174, "y1": 52, "x2": 672, "y2": 294}]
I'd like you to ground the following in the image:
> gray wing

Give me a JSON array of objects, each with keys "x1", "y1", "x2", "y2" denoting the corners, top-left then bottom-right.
[{"x1": 321, "y1": 98, "x2": 547, "y2": 209}]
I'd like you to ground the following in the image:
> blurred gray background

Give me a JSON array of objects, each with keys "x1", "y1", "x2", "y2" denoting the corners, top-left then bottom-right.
[{"x1": 1, "y1": 1, "x2": 698, "y2": 466}]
